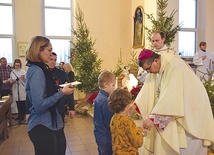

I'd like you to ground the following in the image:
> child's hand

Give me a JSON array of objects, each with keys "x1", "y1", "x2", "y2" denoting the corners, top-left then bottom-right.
[
  {"x1": 143, "y1": 118, "x2": 154, "y2": 130},
  {"x1": 139, "y1": 121, "x2": 148, "y2": 136},
  {"x1": 142, "y1": 128, "x2": 148, "y2": 136}
]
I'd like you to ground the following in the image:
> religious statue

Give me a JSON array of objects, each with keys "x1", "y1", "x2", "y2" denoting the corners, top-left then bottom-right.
[{"x1": 133, "y1": 6, "x2": 144, "y2": 48}]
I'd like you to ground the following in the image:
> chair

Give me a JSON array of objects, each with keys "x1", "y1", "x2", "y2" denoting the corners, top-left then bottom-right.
[{"x1": 0, "y1": 97, "x2": 13, "y2": 140}]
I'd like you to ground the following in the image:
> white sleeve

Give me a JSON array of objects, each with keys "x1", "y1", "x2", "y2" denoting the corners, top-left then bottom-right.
[{"x1": 193, "y1": 52, "x2": 203, "y2": 66}]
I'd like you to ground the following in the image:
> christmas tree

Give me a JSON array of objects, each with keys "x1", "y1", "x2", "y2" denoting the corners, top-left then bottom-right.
[
  {"x1": 145, "y1": 0, "x2": 181, "y2": 47},
  {"x1": 71, "y1": 6, "x2": 102, "y2": 94}
]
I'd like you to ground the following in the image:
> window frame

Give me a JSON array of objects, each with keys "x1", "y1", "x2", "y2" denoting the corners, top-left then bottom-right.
[
  {"x1": 0, "y1": 0, "x2": 16, "y2": 64},
  {"x1": 43, "y1": 0, "x2": 72, "y2": 63},
  {"x1": 178, "y1": 0, "x2": 198, "y2": 57}
]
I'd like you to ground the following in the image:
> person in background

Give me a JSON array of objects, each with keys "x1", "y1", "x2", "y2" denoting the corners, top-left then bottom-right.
[
  {"x1": 0, "y1": 57, "x2": 12, "y2": 97},
  {"x1": 58, "y1": 62, "x2": 65, "y2": 71},
  {"x1": 211, "y1": 51, "x2": 214, "y2": 71},
  {"x1": 48, "y1": 52, "x2": 75, "y2": 122},
  {"x1": 0, "y1": 79, "x2": 2, "y2": 95},
  {"x1": 93, "y1": 70, "x2": 116, "y2": 155},
  {"x1": 193, "y1": 41, "x2": 214, "y2": 82},
  {"x1": 25, "y1": 36, "x2": 75, "y2": 155},
  {"x1": 138, "y1": 30, "x2": 177, "y2": 84},
  {"x1": 62, "y1": 62, "x2": 75, "y2": 116},
  {"x1": 132, "y1": 49, "x2": 214, "y2": 155},
  {"x1": 0, "y1": 78, "x2": 7, "y2": 98},
  {"x1": 151, "y1": 30, "x2": 177, "y2": 54},
  {"x1": 9, "y1": 59, "x2": 26, "y2": 124},
  {"x1": 63, "y1": 63, "x2": 75, "y2": 82},
  {"x1": 108, "y1": 88, "x2": 144, "y2": 155}
]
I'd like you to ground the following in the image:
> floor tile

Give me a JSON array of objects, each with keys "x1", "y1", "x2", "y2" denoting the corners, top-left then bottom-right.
[{"x1": 0, "y1": 114, "x2": 98, "y2": 155}]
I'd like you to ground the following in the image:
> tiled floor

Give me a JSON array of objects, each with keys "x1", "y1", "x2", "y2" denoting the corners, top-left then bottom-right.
[{"x1": 0, "y1": 114, "x2": 98, "y2": 155}]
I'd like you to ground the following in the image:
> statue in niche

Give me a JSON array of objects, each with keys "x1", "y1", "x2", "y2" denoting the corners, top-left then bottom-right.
[{"x1": 133, "y1": 6, "x2": 144, "y2": 48}]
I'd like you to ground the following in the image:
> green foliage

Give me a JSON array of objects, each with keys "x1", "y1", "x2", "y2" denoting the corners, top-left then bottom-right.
[
  {"x1": 71, "y1": 6, "x2": 102, "y2": 94},
  {"x1": 202, "y1": 70, "x2": 214, "y2": 116},
  {"x1": 129, "y1": 50, "x2": 138, "y2": 66},
  {"x1": 113, "y1": 50, "x2": 138, "y2": 77},
  {"x1": 113, "y1": 56, "x2": 123, "y2": 77},
  {"x1": 144, "y1": 0, "x2": 181, "y2": 47}
]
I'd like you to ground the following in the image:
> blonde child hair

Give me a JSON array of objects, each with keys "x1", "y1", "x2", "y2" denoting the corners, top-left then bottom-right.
[{"x1": 98, "y1": 70, "x2": 116, "y2": 89}]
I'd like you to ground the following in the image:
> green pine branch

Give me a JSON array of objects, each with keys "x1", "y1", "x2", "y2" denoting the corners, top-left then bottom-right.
[
  {"x1": 202, "y1": 70, "x2": 214, "y2": 116},
  {"x1": 129, "y1": 50, "x2": 138, "y2": 66},
  {"x1": 71, "y1": 6, "x2": 102, "y2": 93},
  {"x1": 144, "y1": 0, "x2": 181, "y2": 47},
  {"x1": 113, "y1": 56, "x2": 123, "y2": 77}
]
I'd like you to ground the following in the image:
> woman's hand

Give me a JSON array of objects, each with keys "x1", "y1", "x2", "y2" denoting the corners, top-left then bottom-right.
[
  {"x1": 68, "y1": 110, "x2": 75, "y2": 119},
  {"x1": 61, "y1": 84, "x2": 75, "y2": 95},
  {"x1": 9, "y1": 79, "x2": 16, "y2": 84},
  {"x1": 25, "y1": 114, "x2": 30, "y2": 122},
  {"x1": 20, "y1": 75, "x2": 25, "y2": 81}
]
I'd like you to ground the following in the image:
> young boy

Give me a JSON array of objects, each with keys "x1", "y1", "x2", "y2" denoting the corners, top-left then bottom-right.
[
  {"x1": 93, "y1": 70, "x2": 116, "y2": 155},
  {"x1": 108, "y1": 88, "x2": 144, "y2": 155}
]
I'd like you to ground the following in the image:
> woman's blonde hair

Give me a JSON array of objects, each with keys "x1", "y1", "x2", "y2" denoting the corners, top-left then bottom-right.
[
  {"x1": 64, "y1": 63, "x2": 74, "y2": 73},
  {"x1": 26, "y1": 36, "x2": 50, "y2": 62}
]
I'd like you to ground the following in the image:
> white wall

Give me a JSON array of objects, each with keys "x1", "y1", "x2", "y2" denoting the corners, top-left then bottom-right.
[
  {"x1": 15, "y1": 0, "x2": 43, "y2": 70},
  {"x1": 75, "y1": 0, "x2": 132, "y2": 70},
  {"x1": 203, "y1": 0, "x2": 214, "y2": 52}
]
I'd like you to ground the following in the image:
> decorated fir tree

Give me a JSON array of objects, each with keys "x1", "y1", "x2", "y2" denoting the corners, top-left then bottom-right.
[
  {"x1": 145, "y1": 0, "x2": 181, "y2": 47},
  {"x1": 71, "y1": 6, "x2": 102, "y2": 108}
]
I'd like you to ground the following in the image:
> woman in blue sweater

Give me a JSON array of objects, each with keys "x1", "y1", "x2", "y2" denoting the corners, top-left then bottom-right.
[{"x1": 25, "y1": 36, "x2": 74, "y2": 155}]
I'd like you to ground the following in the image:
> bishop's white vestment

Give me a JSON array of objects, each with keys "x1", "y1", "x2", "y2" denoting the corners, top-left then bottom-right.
[{"x1": 135, "y1": 52, "x2": 214, "y2": 155}]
